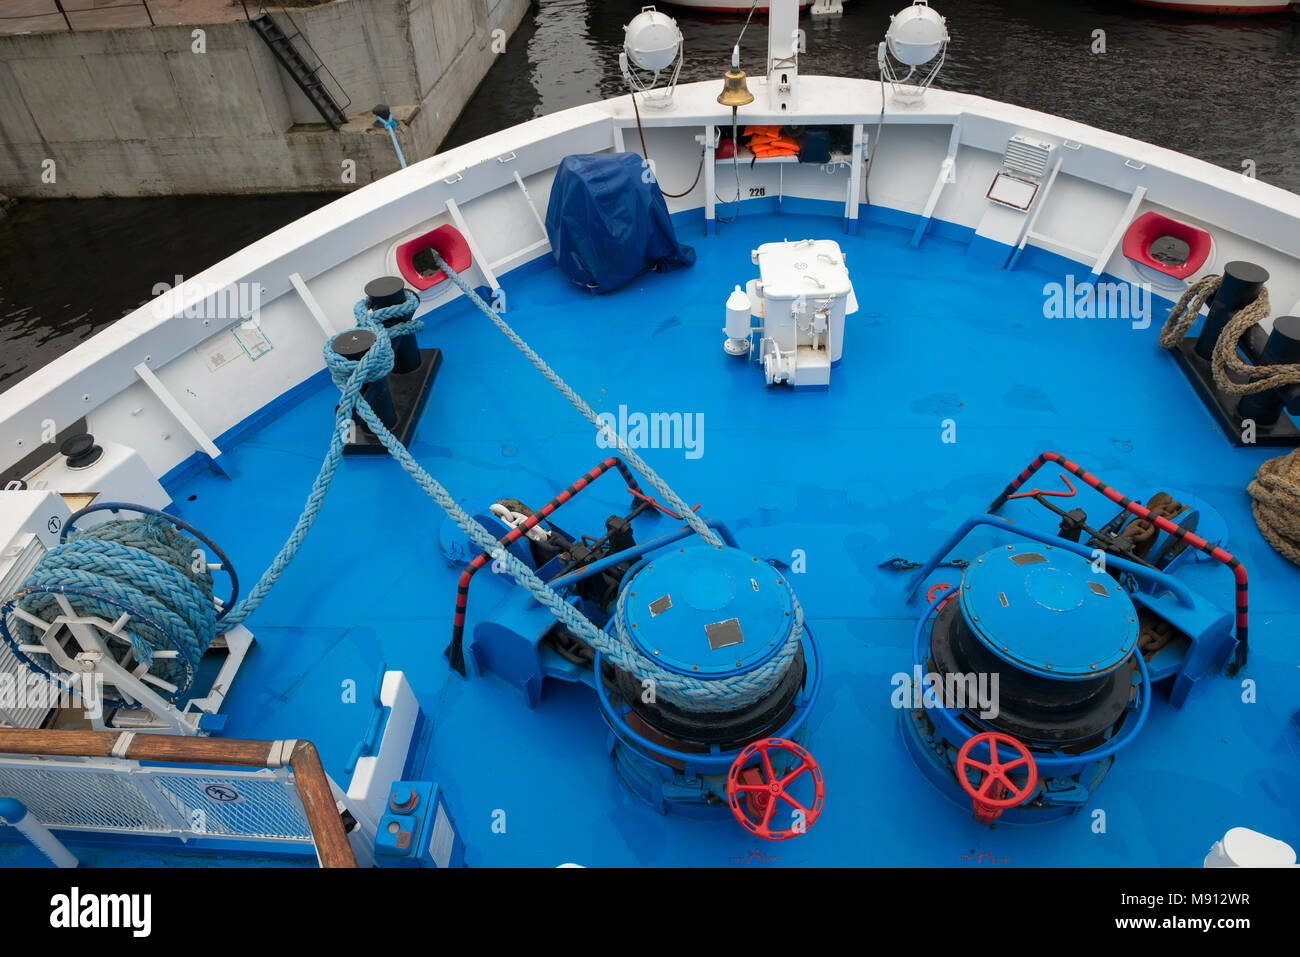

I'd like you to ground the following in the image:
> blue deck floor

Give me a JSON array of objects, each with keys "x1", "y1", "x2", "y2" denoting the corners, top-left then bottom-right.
[{"x1": 13, "y1": 209, "x2": 1298, "y2": 867}]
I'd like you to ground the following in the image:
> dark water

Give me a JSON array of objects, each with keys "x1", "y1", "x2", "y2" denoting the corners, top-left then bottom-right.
[
  {"x1": 0, "y1": 194, "x2": 336, "y2": 392},
  {"x1": 3, "y1": 0, "x2": 1297, "y2": 392}
]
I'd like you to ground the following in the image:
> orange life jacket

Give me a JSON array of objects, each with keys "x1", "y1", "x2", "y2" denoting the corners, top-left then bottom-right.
[{"x1": 745, "y1": 126, "x2": 800, "y2": 156}]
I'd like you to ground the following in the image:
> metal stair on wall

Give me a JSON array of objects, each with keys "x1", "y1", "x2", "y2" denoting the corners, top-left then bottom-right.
[{"x1": 248, "y1": 10, "x2": 350, "y2": 131}]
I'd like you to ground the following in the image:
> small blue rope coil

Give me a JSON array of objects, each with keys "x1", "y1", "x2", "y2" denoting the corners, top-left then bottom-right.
[{"x1": 4, "y1": 516, "x2": 215, "y2": 703}]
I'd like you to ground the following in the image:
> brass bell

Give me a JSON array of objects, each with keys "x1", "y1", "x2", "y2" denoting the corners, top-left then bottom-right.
[{"x1": 716, "y1": 68, "x2": 754, "y2": 108}]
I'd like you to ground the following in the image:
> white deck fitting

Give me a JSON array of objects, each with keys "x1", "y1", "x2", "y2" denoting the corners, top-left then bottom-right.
[
  {"x1": 133, "y1": 363, "x2": 223, "y2": 465},
  {"x1": 346, "y1": 671, "x2": 420, "y2": 832},
  {"x1": 183, "y1": 626, "x2": 253, "y2": 719},
  {"x1": 1009, "y1": 154, "x2": 1065, "y2": 270},
  {"x1": 444, "y1": 197, "x2": 500, "y2": 294},
  {"x1": 912, "y1": 121, "x2": 963, "y2": 247},
  {"x1": 289, "y1": 272, "x2": 343, "y2": 339},
  {"x1": 1091, "y1": 186, "x2": 1149, "y2": 280}
]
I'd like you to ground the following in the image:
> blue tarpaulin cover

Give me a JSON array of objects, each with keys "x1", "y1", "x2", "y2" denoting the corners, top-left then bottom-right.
[{"x1": 545, "y1": 152, "x2": 695, "y2": 294}]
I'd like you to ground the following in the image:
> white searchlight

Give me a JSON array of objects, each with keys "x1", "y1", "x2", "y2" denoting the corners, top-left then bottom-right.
[
  {"x1": 877, "y1": 1, "x2": 949, "y2": 101},
  {"x1": 619, "y1": 6, "x2": 684, "y2": 109}
]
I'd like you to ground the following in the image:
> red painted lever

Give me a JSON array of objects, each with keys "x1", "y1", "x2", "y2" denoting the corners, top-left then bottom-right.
[
  {"x1": 628, "y1": 487, "x2": 701, "y2": 521},
  {"x1": 1006, "y1": 473, "x2": 1076, "y2": 501}
]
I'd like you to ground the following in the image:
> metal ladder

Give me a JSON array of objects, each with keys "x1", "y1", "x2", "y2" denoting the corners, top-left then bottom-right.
[{"x1": 247, "y1": 8, "x2": 350, "y2": 130}]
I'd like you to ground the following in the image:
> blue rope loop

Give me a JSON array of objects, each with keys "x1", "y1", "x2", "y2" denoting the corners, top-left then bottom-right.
[
  {"x1": 217, "y1": 291, "x2": 421, "y2": 630},
  {"x1": 2, "y1": 515, "x2": 215, "y2": 704},
  {"x1": 218, "y1": 281, "x2": 803, "y2": 711},
  {"x1": 609, "y1": 554, "x2": 805, "y2": 710}
]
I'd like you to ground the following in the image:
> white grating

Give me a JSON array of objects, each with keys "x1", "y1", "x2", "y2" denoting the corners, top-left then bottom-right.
[
  {"x1": 0, "y1": 762, "x2": 172, "y2": 832},
  {"x1": 152, "y1": 772, "x2": 312, "y2": 841},
  {"x1": 1003, "y1": 135, "x2": 1054, "y2": 180},
  {"x1": 0, "y1": 756, "x2": 315, "y2": 845},
  {"x1": 0, "y1": 534, "x2": 53, "y2": 729}
]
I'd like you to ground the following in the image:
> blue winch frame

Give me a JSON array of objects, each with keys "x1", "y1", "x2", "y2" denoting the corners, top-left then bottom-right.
[
  {"x1": 906, "y1": 512, "x2": 1237, "y2": 709},
  {"x1": 450, "y1": 500, "x2": 824, "y2": 816},
  {"x1": 594, "y1": 610, "x2": 822, "y2": 817},
  {"x1": 460, "y1": 516, "x2": 743, "y2": 706},
  {"x1": 903, "y1": 583, "x2": 1152, "y2": 822}
]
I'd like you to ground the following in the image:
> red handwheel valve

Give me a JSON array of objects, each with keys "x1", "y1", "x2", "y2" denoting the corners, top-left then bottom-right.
[
  {"x1": 725, "y1": 738, "x2": 825, "y2": 841},
  {"x1": 955, "y1": 731, "x2": 1037, "y2": 825},
  {"x1": 926, "y1": 582, "x2": 955, "y2": 609}
]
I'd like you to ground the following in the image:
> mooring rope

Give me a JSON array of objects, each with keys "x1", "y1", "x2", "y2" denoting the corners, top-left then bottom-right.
[
  {"x1": 425, "y1": 247, "x2": 723, "y2": 551},
  {"x1": 1156, "y1": 275, "x2": 1222, "y2": 350},
  {"x1": 217, "y1": 294, "x2": 425, "y2": 629},
  {"x1": 6, "y1": 283, "x2": 797, "y2": 710},
  {"x1": 6, "y1": 516, "x2": 216, "y2": 699},
  {"x1": 1247, "y1": 449, "x2": 1300, "y2": 566},
  {"x1": 221, "y1": 287, "x2": 795, "y2": 710},
  {"x1": 607, "y1": 571, "x2": 804, "y2": 710},
  {"x1": 1156, "y1": 274, "x2": 1295, "y2": 395},
  {"x1": 1155, "y1": 274, "x2": 1300, "y2": 565},
  {"x1": 1208, "y1": 288, "x2": 1300, "y2": 396}
]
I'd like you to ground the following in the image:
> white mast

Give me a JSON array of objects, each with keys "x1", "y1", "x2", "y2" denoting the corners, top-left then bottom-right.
[{"x1": 767, "y1": 0, "x2": 800, "y2": 112}]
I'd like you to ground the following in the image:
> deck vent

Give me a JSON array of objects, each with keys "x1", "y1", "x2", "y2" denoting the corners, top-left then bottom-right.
[
  {"x1": 1003, "y1": 135, "x2": 1055, "y2": 180},
  {"x1": 0, "y1": 534, "x2": 53, "y2": 729}
]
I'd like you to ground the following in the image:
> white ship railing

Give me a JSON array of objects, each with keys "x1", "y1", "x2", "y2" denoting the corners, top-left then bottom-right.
[{"x1": 1, "y1": 77, "x2": 1298, "y2": 489}]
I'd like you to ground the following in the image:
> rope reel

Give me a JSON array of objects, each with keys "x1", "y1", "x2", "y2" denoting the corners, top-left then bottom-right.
[{"x1": 1, "y1": 504, "x2": 236, "y2": 707}]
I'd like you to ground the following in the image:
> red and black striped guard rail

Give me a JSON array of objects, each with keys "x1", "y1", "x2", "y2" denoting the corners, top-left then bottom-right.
[
  {"x1": 988, "y1": 451, "x2": 1249, "y2": 673},
  {"x1": 444, "y1": 457, "x2": 643, "y2": 675}
]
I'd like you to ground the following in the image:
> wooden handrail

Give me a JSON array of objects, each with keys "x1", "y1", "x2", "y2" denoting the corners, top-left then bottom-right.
[{"x1": 0, "y1": 729, "x2": 356, "y2": 868}]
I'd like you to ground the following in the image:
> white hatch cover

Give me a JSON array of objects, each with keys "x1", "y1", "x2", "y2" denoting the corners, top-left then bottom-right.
[{"x1": 754, "y1": 239, "x2": 853, "y2": 301}]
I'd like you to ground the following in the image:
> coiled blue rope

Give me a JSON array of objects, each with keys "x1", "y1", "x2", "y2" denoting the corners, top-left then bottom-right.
[{"x1": 5, "y1": 516, "x2": 214, "y2": 702}]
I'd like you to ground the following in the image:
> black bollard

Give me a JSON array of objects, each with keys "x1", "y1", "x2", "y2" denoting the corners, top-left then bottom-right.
[
  {"x1": 1195, "y1": 261, "x2": 1270, "y2": 361},
  {"x1": 365, "y1": 276, "x2": 420, "y2": 375},
  {"x1": 332, "y1": 328, "x2": 397, "y2": 430},
  {"x1": 60, "y1": 433, "x2": 103, "y2": 470},
  {"x1": 1238, "y1": 316, "x2": 1300, "y2": 427}
]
